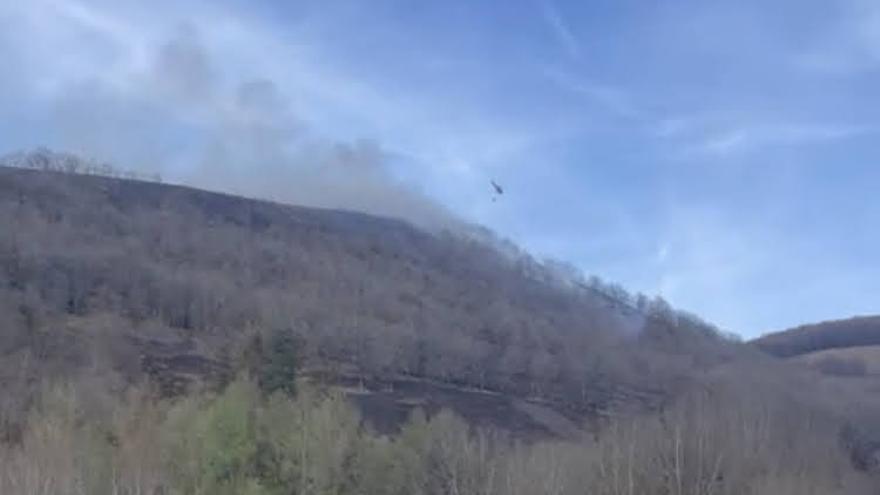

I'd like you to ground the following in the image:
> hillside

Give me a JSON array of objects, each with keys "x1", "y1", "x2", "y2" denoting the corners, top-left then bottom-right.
[
  {"x1": 753, "y1": 315, "x2": 880, "y2": 358},
  {"x1": 752, "y1": 316, "x2": 880, "y2": 384},
  {"x1": 2, "y1": 151, "x2": 880, "y2": 493},
  {"x1": 0, "y1": 151, "x2": 742, "y2": 436},
  {"x1": 790, "y1": 346, "x2": 880, "y2": 376}
]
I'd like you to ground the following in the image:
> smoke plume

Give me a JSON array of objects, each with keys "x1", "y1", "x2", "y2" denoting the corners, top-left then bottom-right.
[{"x1": 48, "y1": 22, "x2": 458, "y2": 230}]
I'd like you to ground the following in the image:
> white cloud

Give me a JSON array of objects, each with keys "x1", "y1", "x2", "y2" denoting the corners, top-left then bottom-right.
[
  {"x1": 654, "y1": 117, "x2": 691, "y2": 138},
  {"x1": 543, "y1": 68, "x2": 644, "y2": 120},
  {"x1": 655, "y1": 242, "x2": 671, "y2": 263},
  {"x1": 681, "y1": 123, "x2": 877, "y2": 157},
  {"x1": 648, "y1": 207, "x2": 769, "y2": 332},
  {"x1": 794, "y1": 0, "x2": 880, "y2": 75},
  {"x1": 540, "y1": 1, "x2": 580, "y2": 59},
  {"x1": 695, "y1": 130, "x2": 750, "y2": 155}
]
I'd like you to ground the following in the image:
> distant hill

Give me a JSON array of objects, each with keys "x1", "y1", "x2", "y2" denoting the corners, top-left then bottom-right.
[
  {"x1": 753, "y1": 316, "x2": 880, "y2": 358},
  {"x1": 789, "y1": 346, "x2": 880, "y2": 377},
  {"x1": 0, "y1": 150, "x2": 739, "y2": 438},
  {"x1": 752, "y1": 315, "x2": 880, "y2": 382}
]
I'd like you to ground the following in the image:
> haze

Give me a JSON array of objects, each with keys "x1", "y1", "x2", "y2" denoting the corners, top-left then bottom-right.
[{"x1": 1, "y1": 0, "x2": 879, "y2": 336}]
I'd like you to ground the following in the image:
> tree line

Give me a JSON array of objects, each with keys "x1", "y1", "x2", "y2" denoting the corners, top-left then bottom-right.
[
  {"x1": 0, "y1": 373, "x2": 875, "y2": 495},
  {"x1": 0, "y1": 148, "x2": 163, "y2": 184}
]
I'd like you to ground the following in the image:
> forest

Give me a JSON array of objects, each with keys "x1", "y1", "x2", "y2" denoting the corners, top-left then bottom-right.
[
  {"x1": 0, "y1": 151, "x2": 734, "y2": 416},
  {"x1": 1, "y1": 151, "x2": 879, "y2": 494},
  {"x1": 1, "y1": 375, "x2": 875, "y2": 495}
]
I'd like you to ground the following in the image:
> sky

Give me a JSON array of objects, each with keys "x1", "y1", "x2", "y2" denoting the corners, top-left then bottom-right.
[{"x1": 1, "y1": 0, "x2": 879, "y2": 337}]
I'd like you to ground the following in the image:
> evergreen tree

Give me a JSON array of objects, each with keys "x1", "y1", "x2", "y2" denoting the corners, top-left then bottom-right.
[{"x1": 259, "y1": 330, "x2": 299, "y2": 397}]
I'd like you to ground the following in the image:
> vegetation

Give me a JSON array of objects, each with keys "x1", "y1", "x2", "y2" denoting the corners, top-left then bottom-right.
[
  {"x1": 0, "y1": 155, "x2": 735, "y2": 420},
  {"x1": 1, "y1": 153, "x2": 880, "y2": 493},
  {"x1": 1, "y1": 376, "x2": 875, "y2": 495}
]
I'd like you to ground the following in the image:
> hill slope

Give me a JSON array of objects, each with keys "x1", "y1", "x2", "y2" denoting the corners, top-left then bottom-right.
[
  {"x1": 753, "y1": 316, "x2": 880, "y2": 358},
  {"x1": 2, "y1": 152, "x2": 879, "y2": 493},
  {"x1": 0, "y1": 152, "x2": 739, "y2": 436}
]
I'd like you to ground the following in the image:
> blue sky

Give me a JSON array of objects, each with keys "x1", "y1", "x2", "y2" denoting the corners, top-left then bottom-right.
[{"x1": 1, "y1": 0, "x2": 879, "y2": 337}]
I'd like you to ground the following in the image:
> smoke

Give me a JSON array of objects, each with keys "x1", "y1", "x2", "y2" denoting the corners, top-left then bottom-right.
[
  {"x1": 48, "y1": 22, "x2": 458, "y2": 231},
  {"x1": 153, "y1": 24, "x2": 216, "y2": 103}
]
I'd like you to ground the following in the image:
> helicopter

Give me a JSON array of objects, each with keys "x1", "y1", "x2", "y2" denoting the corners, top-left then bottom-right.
[{"x1": 491, "y1": 180, "x2": 504, "y2": 201}]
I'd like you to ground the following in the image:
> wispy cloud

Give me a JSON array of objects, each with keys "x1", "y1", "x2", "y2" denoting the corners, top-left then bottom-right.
[
  {"x1": 3, "y1": 0, "x2": 880, "y2": 336},
  {"x1": 793, "y1": 0, "x2": 880, "y2": 75},
  {"x1": 685, "y1": 123, "x2": 878, "y2": 156},
  {"x1": 540, "y1": 1, "x2": 580, "y2": 59},
  {"x1": 649, "y1": 206, "x2": 771, "y2": 332},
  {"x1": 543, "y1": 68, "x2": 644, "y2": 120},
  {"x1": 693, "y1": 130, "x2": 750, "y2": 155}
]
